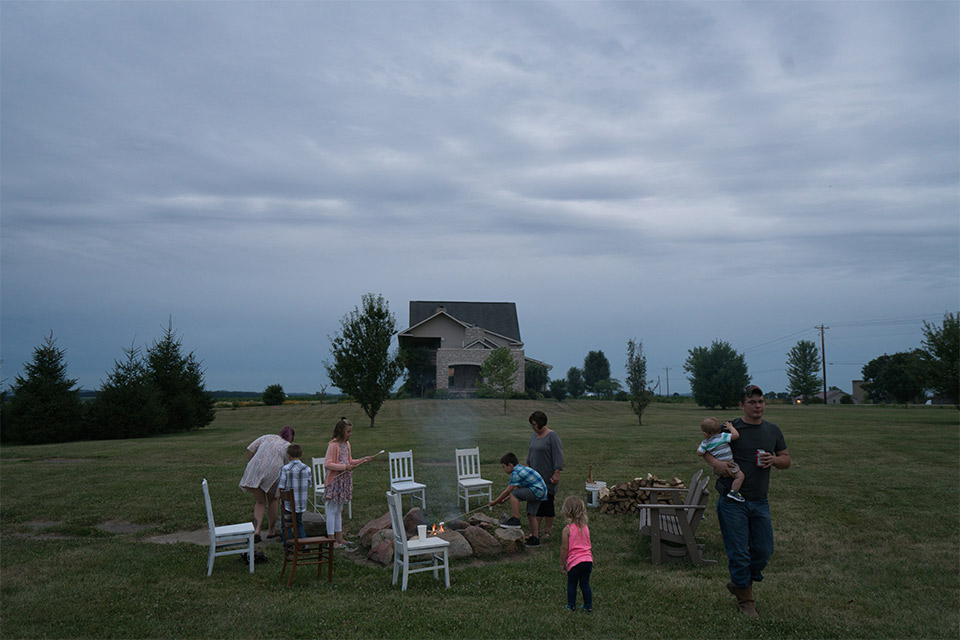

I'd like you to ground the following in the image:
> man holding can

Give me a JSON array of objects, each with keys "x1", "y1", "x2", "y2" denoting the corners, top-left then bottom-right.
[{"x1": 702, "y1": 384, "x2": 791, "y2": 619}]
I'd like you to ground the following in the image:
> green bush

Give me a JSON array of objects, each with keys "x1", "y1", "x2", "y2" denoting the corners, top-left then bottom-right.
[{"x1": 262, "y1": 384, "x2": 286, "y2": 406}]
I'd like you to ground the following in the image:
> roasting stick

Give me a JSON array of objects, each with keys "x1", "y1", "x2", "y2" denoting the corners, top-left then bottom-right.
[
  {"x1": 359, "y1": 450, "x2": 386, "y2": 462},
  {"x1": 438, "y1": 503, "x2": 493, "y2": 527}
]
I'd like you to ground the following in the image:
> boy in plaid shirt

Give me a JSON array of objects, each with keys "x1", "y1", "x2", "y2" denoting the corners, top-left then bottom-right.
[
  {"x1": 277, "y1": 443, "x2": 312, "y2": 542},
  {"x1": 489, "y1": 452, "x2": 548, "y2": 547}
]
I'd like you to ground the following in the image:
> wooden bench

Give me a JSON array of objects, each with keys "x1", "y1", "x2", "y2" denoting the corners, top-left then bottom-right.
[{"x1": 638, "y1": 472, "x2": 716, "y2": 566}]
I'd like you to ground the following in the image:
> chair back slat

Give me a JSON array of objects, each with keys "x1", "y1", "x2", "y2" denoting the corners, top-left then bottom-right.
[
  {"x1": 686, "y1": 477, "x2": 710, "y2": 525},
  {"x1": 684, "y1": 469, "x2": 704, "y2": 505},
  {"x1": 389, "y1": 450, "x2": 415, "y2": 483},
  {"x1": 385, "y1": 491, "x2": 408, "y2": 551},
  {"x1": 312, "y1": 457, "x2": 326, "y2": 485},
  {"x1": 455, "y1": 447, "x2": 481, "y2": 481},
  {"x1": 279, "y1": 489, "x2": 299, "y2": 543},
  {"x1": 201, "y1": 479, "x2": 216, "y2": 541}
]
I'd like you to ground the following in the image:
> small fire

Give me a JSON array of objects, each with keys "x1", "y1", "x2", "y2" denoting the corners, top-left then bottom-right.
[{"x1": 430, "y1": 523, "x2": 445, "y2": 535}]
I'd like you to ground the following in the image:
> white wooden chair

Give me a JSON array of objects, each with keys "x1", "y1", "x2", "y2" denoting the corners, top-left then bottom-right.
[
  {"x1": 202, "y1": 478, "x2": 255, "y2": 576},
  {"x1": 309, "y1": 457, "x2": 351, "y2": 519},
  {"x1": 388, "y1": 450, "x2": 427, "y2": 511},
  {"x1": 455, "y1": 447, "x2": 492, "y2": 512},
  {"x1": 386, "y1": 491, "x2": 450, "y2": 591}
]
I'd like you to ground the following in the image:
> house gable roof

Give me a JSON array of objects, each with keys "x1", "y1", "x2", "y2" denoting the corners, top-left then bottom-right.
[{"x1": 409, "y1": 301, "x2": 521, "y2": 342}]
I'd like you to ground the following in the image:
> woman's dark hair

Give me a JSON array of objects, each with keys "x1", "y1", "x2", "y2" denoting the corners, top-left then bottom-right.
[{"x1": 279, "y1": 426, "x2": 295, "y2": 442}]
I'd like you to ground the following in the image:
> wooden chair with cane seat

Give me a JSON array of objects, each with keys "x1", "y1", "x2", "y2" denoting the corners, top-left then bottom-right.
[{"x1": 278, "y1": 489, "x2": 335, "y2": 586}]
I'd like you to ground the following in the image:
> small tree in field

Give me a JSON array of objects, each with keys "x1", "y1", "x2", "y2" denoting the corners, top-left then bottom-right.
[
  {"x1": 626, "y1": 338, "x2": 652, "y2": 425},
  {"x1": 2, "y1": 332, "x2": 83, "y2": 444},
  {"x1": 325, "y1": 293, "x2": 403, "y2": 427},
  {"x1": 262, "y1": 384, "x2": 286, "y2": 406},
  {"x1": 786, "y1": 339, "x2": 822, "y2": 400},
  {"x1": 684, "y1": 340, "x2": 749, "y2": 409},
  {"x1": 478, "y1": 346, "x2": 520, "y2": 414}
]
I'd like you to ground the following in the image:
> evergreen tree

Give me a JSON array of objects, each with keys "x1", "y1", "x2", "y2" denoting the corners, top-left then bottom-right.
[
  {"x1": 583, "y1": 350, "x2": 611, "y2": 395},
  {"x1": 325, "y1": 293, "x2": 403, "y2": 427},
  {"x1": 87, "y1": 344, "x2": 165, "y2": 439},
  {"x1": 145, "y1": 321, "x2": 215, "y2": 433},
  {"x1": 786, "y1": 339, "x2": 822, "y2": 401},
  {"x1": 2, "y1": 332, "x2": 83, "y2": 444},
  {"x1": 477, "y1": 346, "x2": 520, "y2": 414},
  {"x1": 626, "y1": 338, "x2": 652, "y2": 425},
  {"x1": 683, "y1": 340, "x2": 749, "y2": 409}
]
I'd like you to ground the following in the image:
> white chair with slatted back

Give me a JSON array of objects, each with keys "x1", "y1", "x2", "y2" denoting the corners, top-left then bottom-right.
[
  {"x1": 455, "y1": 447, "x2": 492, "y2": 512},
  {"x1": 202, "y1": 478, "x2": 255, "y2": 576},
  {"x1": 386, "y1": 491, "x2": 450, "y2": 591},
  {"x1": 310, "y1": 457, "x2": 353, "y2": 519},
  {"x1": 388, "y1": 450, "x2": 426, "y2": 511}
]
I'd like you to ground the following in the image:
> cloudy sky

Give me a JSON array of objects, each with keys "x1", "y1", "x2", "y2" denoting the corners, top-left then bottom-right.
[{"x1": 2, "y1": 1, "x2": 957, "y2": 397}]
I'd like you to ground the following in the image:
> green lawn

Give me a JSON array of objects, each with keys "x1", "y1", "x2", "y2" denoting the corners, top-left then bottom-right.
[{"x1": 2, "y1": 400, "x2": 958, "y2": 639}]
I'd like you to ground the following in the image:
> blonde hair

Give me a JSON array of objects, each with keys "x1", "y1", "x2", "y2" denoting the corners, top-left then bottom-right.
[
  {"x1": 332, "y1": 417, "x2": 352, "y2": 443},
  {"x1": 700, "y1": 416, "x2": 722, "y2": 436},
  {"x1": 561, "y1": 495, "x2": 588, "y2": 527}
]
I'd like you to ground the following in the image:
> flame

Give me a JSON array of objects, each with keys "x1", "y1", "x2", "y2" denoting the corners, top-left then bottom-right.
[{"x1": 429, "y1": 523, "x2": 445, "y2": 535}]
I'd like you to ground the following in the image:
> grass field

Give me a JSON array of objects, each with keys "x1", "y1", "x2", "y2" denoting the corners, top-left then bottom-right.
[{"x1": 1, "y1": 399, "x2": 958, "y2": 639}]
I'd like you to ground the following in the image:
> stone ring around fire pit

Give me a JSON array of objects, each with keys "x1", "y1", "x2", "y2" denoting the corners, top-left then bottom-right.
[{"x1": 358, "y1": 507, "x2": 528, "y2": 565}]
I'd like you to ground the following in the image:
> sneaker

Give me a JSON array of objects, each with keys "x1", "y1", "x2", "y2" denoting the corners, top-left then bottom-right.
[
  {"x1": 727, "y1": 490, "x2": 745, "y2": 502},
  {"x1": 564, "y1": 605, "x2": 576, "y2": 612},
  {"x1": 499, "y1": 516, "x2": 522, "y2": 529},
  {"x1": 525, "y1": 536, "x2": 540, "y2": 547},
  {"x1": 582, "y1": 607, "x2": 592, "y2": 614}
]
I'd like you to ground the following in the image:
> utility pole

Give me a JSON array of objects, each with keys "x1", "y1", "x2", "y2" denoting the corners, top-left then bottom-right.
[
  {"x1": 816, "y1": 325, "x2": 828, "y2": 403},
  {"x1": 663, "y1": 366, "x2": 670, "y2": 397}
]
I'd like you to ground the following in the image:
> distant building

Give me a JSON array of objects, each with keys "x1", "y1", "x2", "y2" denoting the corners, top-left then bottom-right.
[{"x1": 397, "y1": 301, "x2": 550, "y2": 397}]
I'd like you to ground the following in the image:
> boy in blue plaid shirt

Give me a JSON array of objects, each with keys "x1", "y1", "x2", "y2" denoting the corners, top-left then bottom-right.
[
  {"x1": 277, "y1": 443, "x2": 312, "y2": 542},
  {"x1": 489, "y1": 452, "x2": 548, "y2": 547}
]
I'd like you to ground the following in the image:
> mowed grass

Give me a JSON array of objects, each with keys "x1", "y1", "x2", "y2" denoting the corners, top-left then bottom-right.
[{"x1": 1, "y1": 400, "x2": 957, "y2": 639}]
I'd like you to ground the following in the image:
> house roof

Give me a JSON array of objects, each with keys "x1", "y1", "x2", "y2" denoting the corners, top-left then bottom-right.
[{"x1": 409, "y1": 301, "x2": 521, "y2": 342}]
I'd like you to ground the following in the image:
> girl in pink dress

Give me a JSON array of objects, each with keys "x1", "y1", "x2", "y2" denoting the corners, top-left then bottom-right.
[{"x1": 323, "y1": 417, "x2": 372, "y2": 549}]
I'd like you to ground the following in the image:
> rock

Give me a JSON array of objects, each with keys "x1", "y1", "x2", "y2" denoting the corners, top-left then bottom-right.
[
  {"x1": 302, "y1": 511, "x2": 327, "y2": 538},
  {"x1": 402, "y1": 507, "x2": 428, "y2": 536},
  {"x1": 494, "y1": 527, "x2": 526, "y2": 553},
  {"x1": 470, "y1": 512, "x2": 499, "y2": 527},
  {"x1": 435, "y1": 530, "x2": 472, "y2": 559},
  {"x1": 462, "y1": 525, "x2": 502, "y2": 557},
  {"x1": 359, "y1": 511, "x2": 392, "y2": 548},
  {"x1": 367, "y1": 539, "x2": 394, "y2": 565},
  {"x1": 446, "y1": 519, "x2": 469, "y2": 530},
  {"x1": 370, "y1": 528, "x2": 394, "y2": 548}
]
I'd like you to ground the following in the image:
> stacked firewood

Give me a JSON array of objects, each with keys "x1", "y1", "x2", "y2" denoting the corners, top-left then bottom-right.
[{"x1": 597, "y1": 473, "x2": 686, "y2": 514}]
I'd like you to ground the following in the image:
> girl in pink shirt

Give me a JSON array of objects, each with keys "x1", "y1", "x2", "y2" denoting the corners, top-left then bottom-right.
[{"x1": 560, "y1": 495, "x2": 593, "y2": 612}]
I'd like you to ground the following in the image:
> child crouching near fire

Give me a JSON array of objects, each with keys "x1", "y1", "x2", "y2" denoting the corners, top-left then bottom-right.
[{"x1": 560, "y1": 495, "x2": 593, "y2": 612}]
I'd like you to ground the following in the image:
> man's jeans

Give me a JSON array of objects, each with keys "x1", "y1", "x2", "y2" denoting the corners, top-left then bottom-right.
[{"x1": 716, "y1": 497, "x2": 774, "y2": 588}]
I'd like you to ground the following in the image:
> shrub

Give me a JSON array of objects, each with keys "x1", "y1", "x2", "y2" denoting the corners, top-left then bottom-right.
[{"x1": 262, "y1": 384, "x2": 286, "y2": 406}]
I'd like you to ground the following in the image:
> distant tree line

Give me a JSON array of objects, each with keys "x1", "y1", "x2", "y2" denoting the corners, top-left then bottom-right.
[{"x1": 1, "y1": 322, "x2": 215, "y2": 445}]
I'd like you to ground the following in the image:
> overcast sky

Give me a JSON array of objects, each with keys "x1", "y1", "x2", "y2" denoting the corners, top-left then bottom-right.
[{"x1": 2, "y1": 1, "x2": 957, "y2": 397}]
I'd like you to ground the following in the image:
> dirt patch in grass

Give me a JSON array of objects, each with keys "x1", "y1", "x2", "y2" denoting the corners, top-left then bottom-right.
[{"x1": 97, "y1": 521, "x2": 149, "y2": 535}]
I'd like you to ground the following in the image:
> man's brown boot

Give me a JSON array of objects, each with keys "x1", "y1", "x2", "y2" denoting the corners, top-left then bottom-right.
[{"x1": 733, "y1": 585, "x2": 759, "y2": 619}]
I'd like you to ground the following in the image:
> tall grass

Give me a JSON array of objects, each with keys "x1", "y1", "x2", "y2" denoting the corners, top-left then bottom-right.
[{"x1": 1, "y1": 400, "x2": 957, "y2": 639}]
